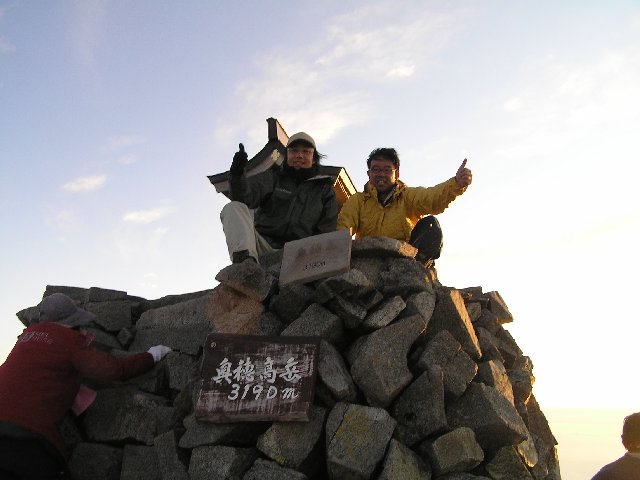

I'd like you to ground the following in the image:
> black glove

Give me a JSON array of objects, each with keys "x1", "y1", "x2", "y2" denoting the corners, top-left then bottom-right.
[{"x1": 229, "y1": 143, "x2": 248, "y2": 176}]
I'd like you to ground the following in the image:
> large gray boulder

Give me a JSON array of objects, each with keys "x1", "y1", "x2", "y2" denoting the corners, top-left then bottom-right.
[
  {"x1": 154, "y1": 429, "x2": 189, "y2": 480},
  {"x1": 67, "y1": 442, "x2": 123, "y2": 480},
  {"x1": 326, "y1": 402, "x2": 397, "y2": 480},
  {"x1": 446, "y1": 383, "x2": 529, "y2": 451},
  {"x1": 179, "y1": 412, "x2": 268, "y2": 449},
  {"x1": 215, "y1": 261, "x2": 278, "y2": 303},
  {"x1": 391, "y1": 367, "x2": 447, "y2": 446},
  {"x1": 351, "y1": 315, "x2": 427, "y2": 407},
  {"x1": 130, "y1": 293, "x2": 214, "y2": 355},
  {"x1": 120, "y1": 445, "x2": 160, "y2": 480},
  {"x1": 423, "y1": 427, "x2": 484, "y2": 476},
  {"x1": 189, "y1": 445, "x2": 259, "y2": 480},
  {"x1": 484, "y1": 446, "x2": 534, "y2": 479},
  {"x1": 242, "y1": 458, "x2": 309, "y2": 480},
  {"x1": 256, "y1": 405, "x2": 327, "y2": 472},
  {"x1": 377, "y1": 439, "x2": 431, "y2": 480},
  {"x1": 280, "y1": 303, "x2": 345, "y2": 347},
  {"x1": 317, "y1": 340, "x2": 358, "y2": 403},
  {"x1": 427, "y1": 289, "x2": 481, "y2": 360},
  {"x1": 82, "y1": 387, "x2": 168, "y2": 445}
]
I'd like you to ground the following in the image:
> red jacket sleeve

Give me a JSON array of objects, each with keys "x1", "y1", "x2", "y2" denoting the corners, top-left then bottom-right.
[{"x1": 71, "y1": 342, "x2": 154, "y2": 381}]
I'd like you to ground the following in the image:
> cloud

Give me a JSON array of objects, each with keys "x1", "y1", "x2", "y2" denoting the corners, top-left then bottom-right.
[
  {"x1": 102, "y1": 134, "x2": 147, "y2": 154},
  {"x1": 122, "y1": 206, "x2": 176, "y2": 224},
  {"x1": 216, "y1": 2, "x2": 468, "y2": 145},
  {"x1": 61, "y1": 174, "x2": 107, "y2": 193},
  {"x1": 0, "y1": 6, "x2": 16, "y2": 53},
  {"x1": 116, "y1": 153, "x2": 138, "y2": 165},
  {"x1": 45, "y1": 208, "x2": 76, "y2": 228},
  {"x1": 494, "y1": 41, "x2": 640, "y2": 163},
  {"x1": 0, "y1": 36, "x2": 15, "y2": 53},
  {"x1": 70, "y1": 0, "x2": 108, "y2": 70},
  {"x1": 315, "y1": 4, "x2": 462, "y2": 79}
]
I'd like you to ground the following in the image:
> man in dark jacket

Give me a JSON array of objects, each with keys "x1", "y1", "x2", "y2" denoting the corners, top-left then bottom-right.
[
  {"x1": 0, "y1": 293, "x2": 171, "y2": 479},
  {"x1": 591, "y1": 412, "x2": 640, "y2": 480},
  {"x1": 220, "y1": 132, "x2": 338, "y2": 264}
]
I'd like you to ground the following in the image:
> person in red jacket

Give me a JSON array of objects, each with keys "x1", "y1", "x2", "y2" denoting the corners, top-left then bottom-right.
[{"x1": 0, "y1": 293, "x2": 171, "y2": 479}]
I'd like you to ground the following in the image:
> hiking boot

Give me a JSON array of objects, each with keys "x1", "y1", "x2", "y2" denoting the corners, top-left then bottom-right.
[
  {"x1": 232, "y1": 250, "x2": 257, "y2": 264},
  {"x1": 415, "y1": 251, "x2": 436, "y2": 269}
]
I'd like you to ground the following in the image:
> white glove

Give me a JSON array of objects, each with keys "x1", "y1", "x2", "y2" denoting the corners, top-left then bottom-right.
[{"x1": 147, "y1": 345, "x2": 172, "y2": 363}]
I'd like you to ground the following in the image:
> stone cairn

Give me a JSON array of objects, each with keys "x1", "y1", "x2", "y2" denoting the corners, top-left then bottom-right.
[{"x1": 16, "y1": 237, "x2": 561, "y2": 480}]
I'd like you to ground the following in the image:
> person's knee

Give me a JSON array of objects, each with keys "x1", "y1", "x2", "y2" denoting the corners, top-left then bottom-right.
[
  {"x1": 220, "y1": 201, "x2": 249, "y2": 222},
  {"x1": 410, "y1": 215, "x2": 443, "y2": 260}
]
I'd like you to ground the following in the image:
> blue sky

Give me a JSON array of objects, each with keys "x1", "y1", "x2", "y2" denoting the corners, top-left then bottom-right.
[{"x1": 1, "y1": 0, "x2": 639, "y2": 423}]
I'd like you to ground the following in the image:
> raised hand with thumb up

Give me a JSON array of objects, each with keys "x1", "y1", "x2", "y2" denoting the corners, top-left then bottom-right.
[
  {"x1": 455, "y1": 158, "x2": 472, "y2": 188},
  {"x1": 229, "y1": 143, "x2": 248, "y2": 176}
]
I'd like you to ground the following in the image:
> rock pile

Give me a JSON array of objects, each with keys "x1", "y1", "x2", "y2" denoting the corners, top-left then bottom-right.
[{"x1": 16, "y1": 237, "x2": 561, "y2": 480}]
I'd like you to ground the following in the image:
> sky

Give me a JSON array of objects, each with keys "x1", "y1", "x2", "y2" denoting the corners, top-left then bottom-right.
[{"x1": 1, "y1": 1, "x2": 639, "y2": 477}]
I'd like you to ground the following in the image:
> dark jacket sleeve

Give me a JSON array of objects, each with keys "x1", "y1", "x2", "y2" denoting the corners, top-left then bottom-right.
[{"x1": 229, "y1": 169, "x2": 276, "y2": 209}]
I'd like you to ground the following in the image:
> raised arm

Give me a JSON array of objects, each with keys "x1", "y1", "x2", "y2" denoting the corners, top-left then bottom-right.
[{"x1": 228, "y1": 142, "x2": 275, "y2": 208}]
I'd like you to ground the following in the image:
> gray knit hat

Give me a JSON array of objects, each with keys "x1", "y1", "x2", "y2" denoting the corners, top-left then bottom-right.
[{"x1": 37, "y1": 293, "x2": 96, "y2": 327}]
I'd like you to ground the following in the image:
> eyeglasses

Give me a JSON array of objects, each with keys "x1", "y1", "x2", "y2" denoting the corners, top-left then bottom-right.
[
  {"x1": 287, "y1": 147, "x2": 314, "y2": 156},
  {"x1": 369, "y1": 167, "x2": 396, "y2": 175}
]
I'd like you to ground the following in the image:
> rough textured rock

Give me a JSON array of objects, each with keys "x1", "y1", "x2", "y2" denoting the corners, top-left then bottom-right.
[
  {"x1": 207, "y1": 285, "x2": 265, "y2": 335},
  {"x1": 179, "y1": 413, "x2": 268, "y2": 449},
  {"x1": 423, "y1": 426, "x2": 484, "y2": 476},
  {"x1": 270, "y1": 283, "x2": 315, "y2": 324},
  {"x1": 446, "y1": 382, "x2": 529, "y2": 451},
  {"x1": 120, "y1": 445, "x2": 161, "y2": 480},
  {"x1": 485, "y1": 446, "x2": 534, "y2": 479},
  {"x1": 215, "y1": 261, "x2": 278, "y2": 302},
  {"x1": 188, "y1": 445, "x2": 258, "y2": 480},
  {"x1": 391, "y1": 367, "x2": 447, "y2": 446},
  {"x1": 86, "y1": 300, "x2": 133, "y2": 332},
  {"x1": 130, "y1": 293, "x2": 214, "y2": 355},
  {"x1": 427, "y1": 289, "x2": 481, "y2": 360},
  {"x1": 377, "y1": 439, "x2": 431, "y2": 480},
  {"x1": 18, "y1": 237, "x2": 561, "y2": 479},
  {"x1": 326, "y1": 403, "x2": 397, "y2": 480},
  {"x1": 281, "y1": 303, "x2": 345, "y2": 347},
  {"x1": 351, "y1": 236, "x2": 417, "y2": 258},
  {"x1": 154, "y1": 429, "x2": 189, "y2": 480},
  {"x1": 360, "y1": 295, "x2": 406, "y2": 331},
  {"x1": 67, "y1": 442, "x2": 123, "y2": 480},
  {"x1": 317, "y1": 340, "x2": 358, "y2": 403},
  {"x1": 485, "y1": 290, "x2": 514, "y2": 324},
  {"x1": 257, "y1": 405, "x2": 327, "y2": 473},
  {"x1": 475, "y1": 359, "x2": 515, "y2": 405},
  {"x1": 350, "y1": 315, "x2": 427, "y2": 407},
  {"x1": 416, "y1": 330, "x2": 477, "y2": 399},
  {"x1": 243, "y1": 458, "x2": 309, "y2": 480},
  {"x1": 380, "y1": 258, "x2": 436, "y2": 295},
  {"x1": 82, "y1": 388, "x2": 168, "y2": 445}
]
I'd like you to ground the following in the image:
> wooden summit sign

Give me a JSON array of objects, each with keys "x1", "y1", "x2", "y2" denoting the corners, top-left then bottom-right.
[{"x1": 195, "y1": 334, "x2": 320, "y2": 422}]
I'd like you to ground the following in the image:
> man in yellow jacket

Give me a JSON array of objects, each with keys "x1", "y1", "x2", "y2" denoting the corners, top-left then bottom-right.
[{"x1": 336, "y1": 148, "x2": 472, "y2": 267}]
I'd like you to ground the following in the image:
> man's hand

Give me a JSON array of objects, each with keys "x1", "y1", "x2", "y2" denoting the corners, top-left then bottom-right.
[
  {"x1": 230, "y1": 143, "x2": 248, "y2": 176},
  {"x1": 455, "y1": 158, "x2": 472, "y2": 188}
]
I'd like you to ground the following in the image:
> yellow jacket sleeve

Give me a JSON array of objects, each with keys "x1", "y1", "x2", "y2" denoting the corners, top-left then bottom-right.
[{"x1": 403, "y1": 177, "x2": 466, "y2": 219}]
